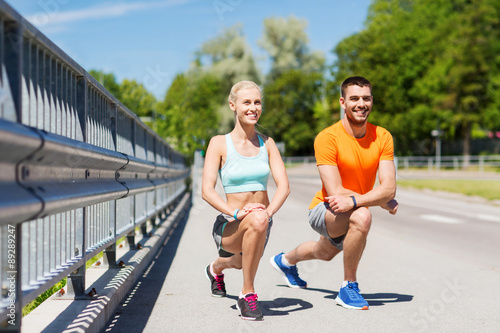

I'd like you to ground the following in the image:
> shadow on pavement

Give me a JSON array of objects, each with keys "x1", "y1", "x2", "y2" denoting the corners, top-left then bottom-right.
[
  {"x1": 227, "y1": 295, "x2": 313, "y2": 316},
  {"x1": 277, "y1": 285, "x2": 413, "y2": 307},
  {"x1": 102, "y1": 209, "x2": 191, "y2": 333}
]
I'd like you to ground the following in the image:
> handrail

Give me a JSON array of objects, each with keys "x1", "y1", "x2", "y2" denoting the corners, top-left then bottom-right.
[{"x1": 0, "y1": 1, "x2": 190, "y2": 331}]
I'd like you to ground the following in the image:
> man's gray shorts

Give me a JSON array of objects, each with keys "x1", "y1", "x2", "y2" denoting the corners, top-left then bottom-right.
[
  {"x1": 308, "y1": 202, "x2": 345, "y2": 250},
  {"x1": 212, "y1": 214, "x2": 273, "y2": 257}
]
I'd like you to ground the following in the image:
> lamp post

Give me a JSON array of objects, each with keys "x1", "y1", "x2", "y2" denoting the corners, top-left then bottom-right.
[{"x1": 431, "y1": 129, "x2": 443, "y2": 170}]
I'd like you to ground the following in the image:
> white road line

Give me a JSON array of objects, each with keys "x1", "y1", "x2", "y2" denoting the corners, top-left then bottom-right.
[
  {"x1": 420, "y1": 214, "x2": 463, "y2": 224},
  {"x1": 401, "y1": 199, "x2": 500, "y2": 223}
]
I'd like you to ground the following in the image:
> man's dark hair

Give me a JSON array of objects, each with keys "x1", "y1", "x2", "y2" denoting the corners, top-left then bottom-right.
[{"x1": 341, "y1": 76, "x2": 372, "y2": 97}]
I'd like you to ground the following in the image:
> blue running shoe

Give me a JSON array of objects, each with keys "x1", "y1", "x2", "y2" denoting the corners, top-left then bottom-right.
[
  {"x1": 335, "y1": 281, "x2": 369, "y2": 310},
  {"x1": 270, "y1": 252, "x2": 307, "y2": 288}
]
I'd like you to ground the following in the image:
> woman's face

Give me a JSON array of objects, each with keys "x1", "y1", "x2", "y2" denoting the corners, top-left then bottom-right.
[{"x1": 230, "y1": 88, "x2": 262, "y2": 126}]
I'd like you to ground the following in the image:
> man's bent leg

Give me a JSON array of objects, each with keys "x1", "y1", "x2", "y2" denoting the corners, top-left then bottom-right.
[{"x1": 341, "y1": 207, "x2": 371, "y2": 282}]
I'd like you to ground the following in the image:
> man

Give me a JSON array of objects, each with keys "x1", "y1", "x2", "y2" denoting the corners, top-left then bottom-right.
[{"x1": 270, "y1": 76, "x2": 398, "y2": 310}]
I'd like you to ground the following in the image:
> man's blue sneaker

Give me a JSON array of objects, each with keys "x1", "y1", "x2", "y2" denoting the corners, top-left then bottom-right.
[
  {"x1": 270, "y1": 252, "x2": 307, "y2": 288},
  {"x1": 335, "y1": 281, "x2": 369, "y2": 310}
]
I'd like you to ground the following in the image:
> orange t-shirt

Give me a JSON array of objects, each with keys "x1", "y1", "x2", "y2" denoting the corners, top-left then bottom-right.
[{"x1": 309, "y1": 120, "x2": 394, "y2": 209}]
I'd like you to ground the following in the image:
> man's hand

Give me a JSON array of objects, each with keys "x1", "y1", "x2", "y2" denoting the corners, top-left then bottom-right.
[
  {"x1": 380, "y1": 199, "x2": 398, "y2": 215},
  {"x1": 325, "y1": 195, "x2": 355, "y2": 213}
]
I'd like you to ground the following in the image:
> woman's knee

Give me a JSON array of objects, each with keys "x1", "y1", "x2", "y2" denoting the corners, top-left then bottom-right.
[
  {"x1": 245, "y1": 211, "x2": 269, "y2": 234},
  {"x1": 351, "y1": 207, "x2": 372, "y2": 233}
]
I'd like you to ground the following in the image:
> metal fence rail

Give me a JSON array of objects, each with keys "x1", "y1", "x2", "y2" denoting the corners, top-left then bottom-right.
[
  {"x1": 0, "y1": 2, "x2": 190, "y2": 331},
  {"x1": 395, "y1": 155, "x2": 500, "y2": 172},
  {"x1": 284, "y1": 155, "x2": 500, "y2": 173}
]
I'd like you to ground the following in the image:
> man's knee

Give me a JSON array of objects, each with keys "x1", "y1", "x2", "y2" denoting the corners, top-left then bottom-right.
[{"x1": 350, "y1": 207, "x2": 372, "y2": 234}]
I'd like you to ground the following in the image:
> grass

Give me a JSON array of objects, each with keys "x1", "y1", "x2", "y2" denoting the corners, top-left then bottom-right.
[{"x1": 397, "y1": 179, "x2": 500, "y2": 201}]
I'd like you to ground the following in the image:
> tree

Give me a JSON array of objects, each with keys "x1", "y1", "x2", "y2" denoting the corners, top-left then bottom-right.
[
  {"x1": 259, "y1": 16, "x2": 325, "y2": 80},
  {"x1": 157, "y1": 73, "x2": 223, "y2": 159},
  {"x1": 88, "y1": 70, "x2": 158, "y2": 129},
  {"x1": 195, "y1": 24, "x2": 262, "y2": 132},
  {"x1": 259, "y1": 70, "x2": 324, "y2": 156},
  {"x1": 118, "y1": 79, "x2": 157, "y2": 129},
  {"x1": 89, "y1": 69, "x2": 122, "y2": 100},
  {"x1": 258, "y1": 16, "x2": 327, "y2": 156},
  {"x1": 332, "y1": 0, "x2": 500, "y2": 158}
]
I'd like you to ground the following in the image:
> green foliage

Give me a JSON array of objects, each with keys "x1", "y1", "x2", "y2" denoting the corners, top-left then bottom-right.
[
  {"x1": 259, "y1": 16, "x2": 325, "y2": 80},
  {"x1": 332, "y1": 0, "x2": 500, "y2": 156},
  {"x1": 260, "y1": 70, "x2": 324, "y2": 155},
  {"x1": 22, "y1": 278, "x2": 67, "y2": 316},
  {"x1": 89, "y1": 70, "x2": 122, "y2": 99},
  {"x1": 195, "y1": 24, "x2": 262, "y2": 133},
  {"x1": 259, "y1": 17, "x2": 328, "y2": 155},
  {"x1": 157, "y1": 73, "x2": 223, "y2": 159},
  {"x1": 89, "y1": 70, "x2": 158, "y2": 123},
  {"x1": 397, "y1": 179, "x2": 500, "y2": 201},
  {"x1": 120, "y1": 79, "x2": 157, "y2": 118}
]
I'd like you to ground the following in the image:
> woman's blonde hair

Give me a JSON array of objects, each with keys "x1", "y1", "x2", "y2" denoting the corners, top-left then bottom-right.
[{"x1": 228, "y1": 81, "x2": 261, "y2": 103}]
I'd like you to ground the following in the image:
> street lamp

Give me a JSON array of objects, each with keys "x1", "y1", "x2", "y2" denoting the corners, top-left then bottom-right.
[{"x1": 431, "y1": 129, "x2": 443, "y2": 170}]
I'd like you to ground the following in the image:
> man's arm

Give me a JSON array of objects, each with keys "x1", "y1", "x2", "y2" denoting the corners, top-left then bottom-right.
[{"x1": 320, "y1": 160, "x2": 397, "y2": 214}]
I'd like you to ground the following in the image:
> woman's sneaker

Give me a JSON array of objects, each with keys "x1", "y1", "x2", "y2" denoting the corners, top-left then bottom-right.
[
  {"x1": 205, "y1": 265, "x2": 226, "y2": 297},
  {"x1": 270, "y1": 252, "x2": 307, "y2": 288},
  {"x1": 335, "y1": 281, "x2": 369, "y2": 310},
  {"x1": 237, "y1": 293, "x2": 263, "y2": 321}
]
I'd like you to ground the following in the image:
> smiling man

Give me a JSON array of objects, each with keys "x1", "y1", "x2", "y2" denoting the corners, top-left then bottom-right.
[{"x1": 270, "y1": 76, "x2": 399, "y2": 310}]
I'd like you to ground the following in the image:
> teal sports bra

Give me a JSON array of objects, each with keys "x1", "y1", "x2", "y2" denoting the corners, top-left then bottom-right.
[{"x1": 219, "y1": 134, "x2": 270, "y2": 194}]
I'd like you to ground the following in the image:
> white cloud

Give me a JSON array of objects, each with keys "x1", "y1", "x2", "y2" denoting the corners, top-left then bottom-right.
[{"x1": 27, "y1": 0, "x2": 191, "y2": 27}]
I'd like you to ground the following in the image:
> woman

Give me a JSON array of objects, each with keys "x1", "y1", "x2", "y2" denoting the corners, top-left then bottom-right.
[{"x1": 202, "y1": 81, "x2": 290, "y2": 321}]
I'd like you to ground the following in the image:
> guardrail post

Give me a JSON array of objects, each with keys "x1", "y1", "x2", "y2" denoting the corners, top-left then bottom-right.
[
  {"x1": 127, "y1": 231, "x2": 136, "y2": 250},
  {"x1": 479, "y1": 155, "x2": 484, "y2": 172},
  {"x1": 140, "y1": 222, "x2": 148, "y2": 238},
  {"x1": 66, "y1": 264, "x2": 86, "y2": 299},
  {"x1": 102, "y1": 244, "x2": 117, "y2": 267},
  {"x1": 427, "y1": 158, "x2": 432, "y2": 171}
]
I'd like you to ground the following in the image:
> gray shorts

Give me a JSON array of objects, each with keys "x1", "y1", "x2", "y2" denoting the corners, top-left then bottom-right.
[
  {"x1": 308, "y1": 202, "x2": 345, "y2": 250},
  {"x1": 212, "y1": 214, "x2": 273, "y2": 257}
]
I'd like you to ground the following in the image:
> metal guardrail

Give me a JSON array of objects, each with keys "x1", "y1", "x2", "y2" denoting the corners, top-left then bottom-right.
[{"x1": 0, "y1": 2, "x2": 190, "y2": 331}]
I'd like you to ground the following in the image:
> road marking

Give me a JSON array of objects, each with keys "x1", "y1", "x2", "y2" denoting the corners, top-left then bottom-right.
[
  {"x1": 420, "y1": 214, "x2": 463, "y2": 224},
  {"x1": 477, "y1": 214, "x2": 500, "y2": 223},
  {"x1": 401, "y1": 198, "x2": 500, "y2": 224}
]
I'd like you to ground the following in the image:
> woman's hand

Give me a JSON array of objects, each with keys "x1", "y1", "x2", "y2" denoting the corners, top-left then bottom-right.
[{"x1": 234, "y1": 203, "x2": 268, "y2": 221}]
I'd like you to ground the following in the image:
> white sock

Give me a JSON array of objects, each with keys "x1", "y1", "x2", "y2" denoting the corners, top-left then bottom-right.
[
  {"x1": 239, "y1": 291, "x2": 254, "y2": 299},
  {"x1": 342, "y1": 280, "x2": 355, "y2": 287},
  {"x1": 280, "y1": 254, "x2": 293, "y2": 267}
]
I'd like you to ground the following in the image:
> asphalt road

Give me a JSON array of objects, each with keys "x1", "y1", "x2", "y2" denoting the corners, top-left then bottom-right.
[{"x1": 102, "y1": 170, "x2": 500, "y2": 333}]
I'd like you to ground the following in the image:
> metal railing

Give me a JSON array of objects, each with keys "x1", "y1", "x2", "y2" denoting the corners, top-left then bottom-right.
[
  {"x1": 0, "y1": 1, "x2": 190, "y2": 331},
  {"x1": 395, "y1": 155, "x2": 500, "y2": 172},
  {"x1": 284, "y1": 155, "x2": 500, "y2": 173}
]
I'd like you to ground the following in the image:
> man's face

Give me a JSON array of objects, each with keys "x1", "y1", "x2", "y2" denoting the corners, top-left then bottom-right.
[{"x1": 340, "y1": 85, "x2": 373, "y2": 127}]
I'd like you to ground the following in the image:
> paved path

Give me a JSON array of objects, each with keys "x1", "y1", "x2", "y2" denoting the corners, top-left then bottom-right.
[{"x1": 102, "y1": 166, "x2": 500, "y2": 333}]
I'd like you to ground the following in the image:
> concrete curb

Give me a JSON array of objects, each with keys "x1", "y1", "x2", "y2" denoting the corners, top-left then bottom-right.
[{"x1": 22, "y1": 193, "x2": 191, "y2": 333}]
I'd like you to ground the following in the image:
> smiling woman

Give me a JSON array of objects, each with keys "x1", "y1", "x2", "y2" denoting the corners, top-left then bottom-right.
[{"x1": 201, "y1": 80, "x2": 290, "y2": 321}]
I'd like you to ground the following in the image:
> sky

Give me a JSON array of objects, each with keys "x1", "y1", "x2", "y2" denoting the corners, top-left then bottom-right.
[{"x1": 7, "y1": 0, "x2": 372, "y2": 100}]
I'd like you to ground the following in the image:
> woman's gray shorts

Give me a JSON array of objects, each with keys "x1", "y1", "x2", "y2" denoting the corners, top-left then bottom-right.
[
  {"x1": 308, "y1": 202, "x2": 345, "y2": 250},
  {"x1": 212, "y1": 214, "x2": 273, "y2": 257}
]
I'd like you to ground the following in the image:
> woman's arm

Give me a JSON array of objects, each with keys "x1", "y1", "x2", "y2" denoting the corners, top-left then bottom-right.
[
  {"x1": 265, "y1": 136, "x2": 290, "y2": 217},
  {"x1": 201, "y1": 136, "x2": 235, "y2": 216}
]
